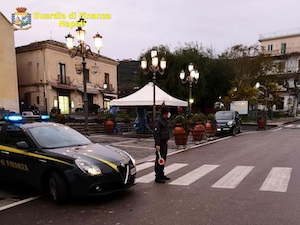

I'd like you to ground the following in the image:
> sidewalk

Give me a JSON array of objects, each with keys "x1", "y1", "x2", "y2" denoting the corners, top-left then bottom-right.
[
  {"x1": 244, "y1": 116, "x2": 300, "y2": 126},
  {"x1": 266, "y1": 116, "x2": 300, "y2": 126}
]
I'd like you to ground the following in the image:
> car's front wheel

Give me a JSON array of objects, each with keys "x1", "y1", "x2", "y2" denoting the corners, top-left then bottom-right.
[{"x1": 48, "y1": 172, "x2": 69, "y2": 204}]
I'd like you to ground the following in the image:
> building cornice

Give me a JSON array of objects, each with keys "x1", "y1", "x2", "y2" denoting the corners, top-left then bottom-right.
[
  {"x1": 15, "y1": 40, "x2": 119, "y2": 66},
  {"x1": 0, "y1": 12, "x2": 17, "y2": 31}
]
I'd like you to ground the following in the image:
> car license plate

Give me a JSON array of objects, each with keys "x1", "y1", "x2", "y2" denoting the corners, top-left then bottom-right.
[
  {"x1": 131, "y1": 167, "x2": 137, "y2": 175},
  {"x1": 217, "y1": 128, "x2": 221, "y2": 131}
]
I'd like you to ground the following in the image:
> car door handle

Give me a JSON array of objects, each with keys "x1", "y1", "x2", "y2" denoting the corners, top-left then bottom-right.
[
  {"x1": 39, "y1": 159, "x2": 47, "y2": 163},
  {"x1": 0, "y1": 151, "x2": 9, "y2": 155}
]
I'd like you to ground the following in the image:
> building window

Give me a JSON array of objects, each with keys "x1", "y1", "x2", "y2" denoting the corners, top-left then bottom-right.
[
  {"x1": 281, "y1": 43, "x2": 287, "y2": 54},
  {"x1": 267, "y1": 44, "x2": 273, "y2": 51},
  {"x1": 59, "y1": 63, "x2": 66, "y2": 84},
  {"x1": 58, "y1": 96, "x2": 70, "y2": 114},
  {"x1": 104, "y1": 98, "x2": 110, "y2": 110},
  {"x1": 105, "y1": 73, "x2": 110, "y2": 87},
  {"x1": 104, "y1": 73, "x2": 111, "y2": 90},
  {"x1": 88, "y1": 94, "x2": 93, "y2": 108},
  {"x1": 25, "y1": 92, "x2": 31, "y2": 107},
  {"x1": 276, "y1": 97, "x2": 284, "y2": 110}
]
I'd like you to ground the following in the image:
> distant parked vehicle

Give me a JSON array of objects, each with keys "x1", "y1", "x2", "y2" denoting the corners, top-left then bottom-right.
[
  {"x1": 22, "y1": 111, "x2": 40, "y2": 118},
  {"x1": 215, "y1": 111, "x2": 242, "y2": 136},
  {"x1": 22, "y1": 111, "x2": 50, "y2": 121}
]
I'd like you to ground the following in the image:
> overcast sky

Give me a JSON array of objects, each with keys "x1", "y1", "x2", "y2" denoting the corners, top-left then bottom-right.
[{"x1": 2, "y1": 0, "x2": 300, "y2": 60}]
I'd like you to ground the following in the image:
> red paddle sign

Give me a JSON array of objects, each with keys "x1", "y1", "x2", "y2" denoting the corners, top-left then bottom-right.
[{"x1": 157, "y1": 151, "x2": 165, "y2": 165}]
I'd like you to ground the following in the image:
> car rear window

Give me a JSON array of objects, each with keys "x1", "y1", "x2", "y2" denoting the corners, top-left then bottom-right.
[{"x1": 215, "y1": 112, "x2": 234, "y2": 120}]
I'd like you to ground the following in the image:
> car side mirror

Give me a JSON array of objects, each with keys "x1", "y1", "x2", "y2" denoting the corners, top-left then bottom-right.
[{"x1": 16, "y1": 141, "x2": 30, "y2": 149}]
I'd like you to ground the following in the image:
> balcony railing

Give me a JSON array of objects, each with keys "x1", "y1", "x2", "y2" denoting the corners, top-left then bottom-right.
[
  {"x1": 57, "y1": 75, "x2": 71, "y2": 85},
  {"x1": 266, "y1": 65, "x2": 300, "y2": 75},
  {"x1": 262, "y1": 47, "x2": 300, "y2": 56}
]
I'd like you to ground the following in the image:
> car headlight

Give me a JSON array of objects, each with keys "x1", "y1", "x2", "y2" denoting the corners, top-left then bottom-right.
[
  {"x1": 227, "y1": 121, "x2": 234, "y2": 126},
  {"x1": 75, "y1": 159, "x2": 102, "y2": 176}
]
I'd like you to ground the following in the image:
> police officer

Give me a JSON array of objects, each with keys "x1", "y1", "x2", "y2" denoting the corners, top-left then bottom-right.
[{"x1": 153, "y1": 105, "x2": 171, "y2": 183}]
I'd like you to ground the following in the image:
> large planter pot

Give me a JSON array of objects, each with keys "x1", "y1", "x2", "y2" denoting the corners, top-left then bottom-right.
[
  {"x1": 172, "y1": 123, "x2": 188, "y2": 146},
  {"x1": 257, "y1": 116, "x2": 267, "y2": 130},
  {"x1": 191, "y1": 122, "x2": 206, "y2": 141},
  {"x1": 205, "y1": 120, "x2": 216, "y2": 137},
  {"x1": 105, "y1": 119, "x2": 115, "y2": 134}
]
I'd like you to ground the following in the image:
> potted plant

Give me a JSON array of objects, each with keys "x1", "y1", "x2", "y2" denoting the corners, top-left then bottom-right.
[
  {"x1": 257, "y1": 115, "x2": 267, "y2": 130},
  {"x1": 190, "y1": 113, "x2": 206, "y2": 141},
  {"x1": 205, "y1": 113, "x2": 217, "y2": 137},
  {"x1": 172, "y1": 115, "x2": 188, "y2": 146}
]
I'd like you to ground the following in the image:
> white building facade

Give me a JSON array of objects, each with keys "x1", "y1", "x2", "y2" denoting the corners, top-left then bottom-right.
[{"x1": 259, "y1": 29, "x2": 300, "y2": 114}]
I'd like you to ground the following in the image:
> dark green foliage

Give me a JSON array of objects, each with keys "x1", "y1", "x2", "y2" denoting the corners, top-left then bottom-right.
[{"x1": 135, "y1": 42, "x2": 273, "y2": 113}]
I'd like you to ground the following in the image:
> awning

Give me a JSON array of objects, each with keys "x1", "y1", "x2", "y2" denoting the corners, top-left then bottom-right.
[
  {"x1": 50, "y1": 83, "x2": 77, "y2": 90},
  {"x1": 78, "y1": 87, "x2": 100, "y2": 94},
  {"x1": 103, "y1": 93, "x2": 118, "y2": 99}
]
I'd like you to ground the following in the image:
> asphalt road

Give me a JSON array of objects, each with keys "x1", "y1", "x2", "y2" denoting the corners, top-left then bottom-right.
[{"x1": 1, "y1": 122, "x2": 300, "y2": 224}]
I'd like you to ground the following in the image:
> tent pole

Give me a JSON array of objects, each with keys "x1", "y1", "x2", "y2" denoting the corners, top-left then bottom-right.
[{"x1": 153, "y1": 74, "x2": 156, "y2": 125}]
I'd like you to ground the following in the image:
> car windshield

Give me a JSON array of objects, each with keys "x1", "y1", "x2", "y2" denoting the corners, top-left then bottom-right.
[
  {"x1": 28, "y1": 124, "x2": 92, "y2": 149},
  {"x1": 215, "y1": 112, "x2": 234, "y2": 120}
]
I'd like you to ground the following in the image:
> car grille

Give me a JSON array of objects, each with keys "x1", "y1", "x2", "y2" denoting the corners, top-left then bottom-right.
[{"x1": 118, "y1": 163, "x2": 130, "y2": 184}]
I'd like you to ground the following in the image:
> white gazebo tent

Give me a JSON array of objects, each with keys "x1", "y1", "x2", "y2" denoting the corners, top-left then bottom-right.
[
  {"x1": 110, "y1": 82, "x2": 187, "y2": 133},
  {"x1": 110, "y1": 82, "x2": 188, "y2": 107}
]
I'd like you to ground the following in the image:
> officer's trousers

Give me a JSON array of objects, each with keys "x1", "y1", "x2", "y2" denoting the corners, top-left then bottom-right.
[{"x1": 155, "y1": 142, "x2": 168, "y2": 179}]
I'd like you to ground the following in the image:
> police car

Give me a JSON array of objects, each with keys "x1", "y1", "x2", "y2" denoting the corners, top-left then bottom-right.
[{"x1": 0, "y1": 114, "x2": 136, "y2": 203}]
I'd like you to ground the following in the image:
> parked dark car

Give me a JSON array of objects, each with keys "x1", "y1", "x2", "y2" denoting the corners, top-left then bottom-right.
[{"x1": 215, "y1": 111, "x2": 242, "y2": 136}]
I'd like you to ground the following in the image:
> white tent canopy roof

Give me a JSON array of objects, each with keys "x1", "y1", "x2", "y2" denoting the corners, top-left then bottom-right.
[{"x1": 110, "y1": 82, "x2": 188, "y2": 107}]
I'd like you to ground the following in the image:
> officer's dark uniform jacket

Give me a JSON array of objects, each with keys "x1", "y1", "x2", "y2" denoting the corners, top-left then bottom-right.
[
  {"x1": 153, "y1": 115, "x2": 169, "y2": 146},
  {"x1": 153, "y1": 115, "x2": 169, "y2": 179}
]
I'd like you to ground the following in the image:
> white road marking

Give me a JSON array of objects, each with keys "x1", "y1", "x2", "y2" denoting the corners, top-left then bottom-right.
[
  {"x1": 136, "y1": 163, "x2": 188, "y2": 183},
  {"x1": 271, "y1": 127, "x2": 282, "y2": 132},
  {"x1": 136, "y1": 162, "x2": 154, "y2": 172},
  {"x1": 285, "y1": 124, "x2": 294, "y2": 128},
  {"x1": 0, "y1": 196, "x2": 42, "y2": 212},
  {"x1": 212, "y1": 166, "x2": 254, "y2": 189},
  {"x1": 169, "y1": 164, "x2": 219, "y2": 186},
  {"x1": 260, "y1": 167, "x2": 292, "y2": 193}
]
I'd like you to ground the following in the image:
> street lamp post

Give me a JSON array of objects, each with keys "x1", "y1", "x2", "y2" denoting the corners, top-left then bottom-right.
[
  {"x1": 255, "y1": 82, "x2": 268, "y2": 121},
  {"x1": 141, "y1": 49, "x2": 166, "y2": 123},
  {"x1": 65, "y1": 17, "x2": 103, "y2": 134},
  {"x1": 179, "y1": 63, "x2": 199, "y2": 113}
]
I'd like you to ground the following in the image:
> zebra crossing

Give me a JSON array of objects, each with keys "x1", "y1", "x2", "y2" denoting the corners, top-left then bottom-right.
[{"x1": 136, "y1": 162, "x2": 292, "y2": 193}]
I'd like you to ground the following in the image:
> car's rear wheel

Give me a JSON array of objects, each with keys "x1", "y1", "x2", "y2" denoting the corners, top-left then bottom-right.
[{"x1": 48, "y1": 172, "x2": 68, "y2": 204}]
